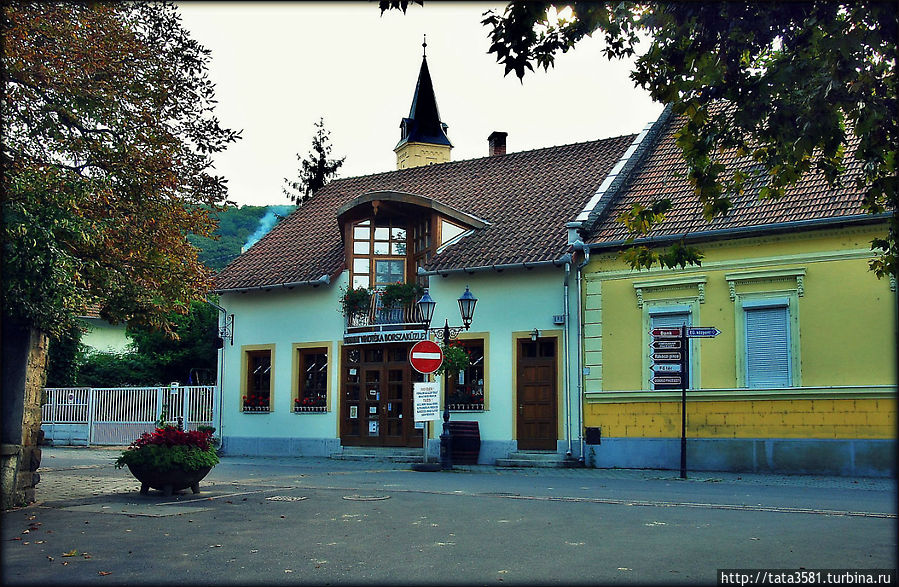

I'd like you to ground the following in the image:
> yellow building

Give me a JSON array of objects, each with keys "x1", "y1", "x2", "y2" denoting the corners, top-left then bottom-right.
[{"x1": 571, "y1": 106, "x2": 897, "y2": 476}]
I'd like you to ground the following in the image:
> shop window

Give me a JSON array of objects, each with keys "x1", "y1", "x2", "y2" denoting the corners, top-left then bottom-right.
[
  {"x1": 447, "y1": 339, "x2": 485, "y2": 410},
  {"x1": 295, "y1": 347, "x2": 328, "y2": 413},
  {"x1": 243, "y1": 348, "x2": 272, "y2": 412}
]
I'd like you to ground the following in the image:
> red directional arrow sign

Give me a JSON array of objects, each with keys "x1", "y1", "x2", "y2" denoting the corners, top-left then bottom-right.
[
  {"x1": 650, "y1": 327, "x2": 682, "y2": 338},
  {"x1": 409, "y1": 340, "x2": 443, "y2": 374}
]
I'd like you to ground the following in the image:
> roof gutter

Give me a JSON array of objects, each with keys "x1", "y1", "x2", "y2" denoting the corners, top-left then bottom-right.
[
  {"x1": 214, "y1": 274, "x2": 331, "y2": 295},
  {"x1": 584, "y1": 213, "x2": 891, "y2": 252},
  {"x1": 417, "y1": 254, "x2": 572, "y2": 277}
]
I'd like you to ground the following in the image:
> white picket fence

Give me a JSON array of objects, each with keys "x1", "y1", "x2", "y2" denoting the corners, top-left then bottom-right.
[{"x1": 41, "y1": 385, "x2": 216, "y2": 446}]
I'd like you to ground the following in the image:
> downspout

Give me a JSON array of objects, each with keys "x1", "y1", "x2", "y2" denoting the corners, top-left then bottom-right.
[
  {"x1": 205, "y1": 298, "x2": 227, "y2": 440},
  {"x1": 562, "y1": 258, "x2": 572, "y2": 458},
  {"x1": 571, "y1": 237, "x2": 590, "y2": 464}
]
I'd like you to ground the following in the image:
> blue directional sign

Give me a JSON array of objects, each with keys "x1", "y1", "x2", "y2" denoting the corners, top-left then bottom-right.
[{"x1": 686, "y1": 327, "x2": 721, "y2": 338}]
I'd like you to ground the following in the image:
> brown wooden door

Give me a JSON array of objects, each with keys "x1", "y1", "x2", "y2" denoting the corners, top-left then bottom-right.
[
  {"x1": 341, "y1": 345, "x2": 423, "y2": 447},
  {"x1": 516, "y1": 338, "x2": 558, "y2": 450}
]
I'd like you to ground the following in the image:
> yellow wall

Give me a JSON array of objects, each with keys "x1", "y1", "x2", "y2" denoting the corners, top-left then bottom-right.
[
  {"x1": 582, "y1": 223, "x2": 897, "y2": 440},
  {"x1": 587, "y1": 397, "x2": 896, "y2": 439},
  {"x1": 395, "y1": 142, "x2": 451, "y2": 169}
]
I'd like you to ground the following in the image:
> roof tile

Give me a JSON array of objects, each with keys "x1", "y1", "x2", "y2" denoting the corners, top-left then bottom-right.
[{"x1": 215, "y1": 135, "x2": 636, "y2": 291}]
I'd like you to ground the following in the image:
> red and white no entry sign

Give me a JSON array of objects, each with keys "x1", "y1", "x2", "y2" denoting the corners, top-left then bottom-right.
[{"x1": 409, "y1": 340, "x2": 443, "y2": 374}]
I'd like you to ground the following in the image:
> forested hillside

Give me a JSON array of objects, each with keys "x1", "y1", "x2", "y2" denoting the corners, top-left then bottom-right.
[{"x1": 189, "y1": 204, "x2": 295, "y2": 271}]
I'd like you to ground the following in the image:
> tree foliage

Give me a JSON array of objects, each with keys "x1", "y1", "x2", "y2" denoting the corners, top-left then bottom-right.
[
  {"x1": 1, "y1": 1, "x2": 240, "y2": 338},
  {"x1": 188, "y1": 204, "x2": 295, "y2": 271},
  {"x1": 78, "y1": 301, "x2": 219, "y2": 387},
  {"x1": 282, "y1": 117, "x2": 345, "y2": 205},
  {"x1": 385, "y1": 2, "x2": 897, "y2": 277}
]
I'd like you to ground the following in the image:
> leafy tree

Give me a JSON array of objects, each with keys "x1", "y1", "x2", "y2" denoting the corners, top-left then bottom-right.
[
  {"x1": 188, "y1": 205, "x2": 295, "y2": 271},
  {"x1": 2, "y1": 1, "x2": 240, "y2": 340},
  {"x1": 282, "y1": 117, "x2": 346, "y2": 205},
  {"x1": 382, "y1": 1, "x2": 897, "y2": 278},
  {"x1": 45, "y1": 324, "x2": 84, "y2": 388},
  {"x1": 78, "y1": 301, "x2": 219, "y2": 387}
]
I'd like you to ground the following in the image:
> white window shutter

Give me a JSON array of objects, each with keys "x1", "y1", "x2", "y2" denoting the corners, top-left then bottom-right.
[{"x1": 745, "y1": 305, "x2": 791, "y2": 388}]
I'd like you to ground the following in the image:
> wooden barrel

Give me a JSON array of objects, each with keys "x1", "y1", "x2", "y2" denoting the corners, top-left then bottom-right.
[{"x1": 448, "y1": 421, "x2": 480, "y2": 465}]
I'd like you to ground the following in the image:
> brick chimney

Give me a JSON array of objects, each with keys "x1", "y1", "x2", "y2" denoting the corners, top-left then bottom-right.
[{"x1": 488, "y1": 131, "x2": 508, "y2": 157}]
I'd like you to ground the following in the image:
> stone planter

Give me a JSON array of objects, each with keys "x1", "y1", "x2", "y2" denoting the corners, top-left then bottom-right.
[{"x1": 126, "y1": 464, "x2": 212, "y2": 496}]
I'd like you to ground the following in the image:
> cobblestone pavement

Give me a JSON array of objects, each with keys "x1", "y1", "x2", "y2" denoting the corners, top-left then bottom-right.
[
  {"x1": 4, "y1": 446, "x2": 895, "y2": 586},
  {"x1": 33, "y1": 446, "x2": 896, "y2": 505}
]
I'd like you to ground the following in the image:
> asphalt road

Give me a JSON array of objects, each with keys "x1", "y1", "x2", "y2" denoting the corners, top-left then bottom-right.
[{"x1": 2, "y1": 447, "x2": 895, "y2": 586}]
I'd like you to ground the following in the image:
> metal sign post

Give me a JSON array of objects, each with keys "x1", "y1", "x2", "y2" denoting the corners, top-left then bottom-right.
[
  {"x1": 650, "y1": 324, "x2": 721, "y2": 479},
  {"x1": 679, "y1": 325, "x2": 688, "y2": 479}
]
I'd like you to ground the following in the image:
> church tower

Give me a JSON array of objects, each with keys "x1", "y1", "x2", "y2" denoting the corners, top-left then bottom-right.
[{"x1": 394, "y1": 37, "x2": 452, "y2": 170}]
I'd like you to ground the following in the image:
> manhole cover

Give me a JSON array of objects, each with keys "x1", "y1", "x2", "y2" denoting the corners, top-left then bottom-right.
[
  {"x1": 266, "y1": 496, "x2": 308, "y2": 502},
  {"x1": 342, "y1": 495, "x2": 390, "y2": 501}
]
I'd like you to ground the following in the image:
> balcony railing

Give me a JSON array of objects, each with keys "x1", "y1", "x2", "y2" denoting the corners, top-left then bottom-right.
[{"x1": 345, "y1": 289, "x2": 427, "y2": 332}]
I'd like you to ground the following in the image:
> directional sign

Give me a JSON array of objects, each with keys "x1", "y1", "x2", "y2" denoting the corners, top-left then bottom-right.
[
  {"x1": 649, "y1": 340, "x2": 682, "y2": 350},
  {"x1": 652, "y1": 352, "x2": 681, "y2": 362},
  {"x1": 650, "y1": 376, "x2": 682, "y2": 385},
  {"x1": 409, "y1": 340, "x2": 443, "y2": 374},
  {"x1": 650, "y1": 327, "x2": 683, "y2": 338},
  {"x1": 686, "y1": 327, "x2": 721, "y2": 338},
  {"x1": 652, "y1": 363, "x2": 682, "y2": 373}
]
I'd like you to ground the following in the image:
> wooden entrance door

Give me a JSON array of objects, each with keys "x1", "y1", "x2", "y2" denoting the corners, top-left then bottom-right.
[
  {"x1": 516, "y1": 338, "x2": 558, "y2": 450},
  {"x1": 341, "y1": 345, "x2": 424, "y2": 447}
]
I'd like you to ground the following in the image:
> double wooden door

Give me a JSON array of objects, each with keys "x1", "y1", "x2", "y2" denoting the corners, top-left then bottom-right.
[
  {"x1": 341, "y1": 344, "x2": 424, "y2": 447},
  {"x1": 516, "y1": 338, "x2": 558, "y2": 450}
]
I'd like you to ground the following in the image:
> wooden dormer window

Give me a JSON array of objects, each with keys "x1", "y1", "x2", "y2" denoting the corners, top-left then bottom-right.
[
  {"x1": 338, "y1": 191, "x2": 490, "y2": 292},
  {"x1": 351, "y1": 219, "x2": 409, "y2": 289}
]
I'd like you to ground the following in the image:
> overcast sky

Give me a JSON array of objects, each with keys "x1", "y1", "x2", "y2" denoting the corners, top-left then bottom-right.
[{"x1": 176, "y1": 1, "x2": 664, "y2": 208}]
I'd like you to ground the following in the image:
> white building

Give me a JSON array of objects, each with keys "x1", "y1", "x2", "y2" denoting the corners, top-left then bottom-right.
[{"x1": 212, "y1": 52, "x2": 640, "y2": 463}]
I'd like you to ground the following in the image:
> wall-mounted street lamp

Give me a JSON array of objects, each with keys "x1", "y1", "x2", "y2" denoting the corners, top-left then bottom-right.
[
  {"x1": 530, "y1": 328, "x2": 540, "y2": 342},
  {"x1": 416, "y1": 286, "x2": 478, "y2": 470}
]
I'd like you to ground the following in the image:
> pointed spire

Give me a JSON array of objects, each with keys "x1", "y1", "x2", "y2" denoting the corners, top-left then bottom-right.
[{"x1": 396, "y1": 39, "x2": 452, "y2": 149}]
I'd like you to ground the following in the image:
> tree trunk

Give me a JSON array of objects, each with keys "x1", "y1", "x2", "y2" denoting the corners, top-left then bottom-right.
[{"x1": 1, "y1": 317, "x2": 47, "y2": 509}]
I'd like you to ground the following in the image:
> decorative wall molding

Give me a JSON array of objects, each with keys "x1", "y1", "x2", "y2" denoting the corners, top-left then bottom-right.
[
  {"x1": 586, "y1": 385, "x2": 896, "y2": 404},
  {"x1": 633, "y1": 276, "x2": 707, "y2": 308},
  {"x1": 725, "y1": 268, "x2": 806, "y2": 301},
  {"x1": 586, "y1": 248, "x2": 872, "y2": 283}
]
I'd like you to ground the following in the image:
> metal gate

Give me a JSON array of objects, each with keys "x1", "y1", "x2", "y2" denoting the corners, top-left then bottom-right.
[{"x1": 41, "y1": 386, "x2": 216, "y2": 446}]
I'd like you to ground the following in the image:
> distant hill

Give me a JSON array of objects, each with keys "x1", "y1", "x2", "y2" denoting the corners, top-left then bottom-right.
[{"x1": 189, "y1": 204, "x2": 295, "y2": 272}]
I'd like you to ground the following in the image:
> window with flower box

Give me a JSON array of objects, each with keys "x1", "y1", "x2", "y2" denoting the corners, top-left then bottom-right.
[
  {"x1": 295, "y1": 347, "x2": 328, "y2": 413},
  {"x1": 242, "y1": 347, "x2": 273, "y2": 412},
  {"x1": 446, "y1": 339, "x2": 485, "y2": 411}
]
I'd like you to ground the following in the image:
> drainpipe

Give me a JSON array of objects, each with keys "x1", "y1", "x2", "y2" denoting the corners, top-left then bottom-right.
[
  {"x1": 569, "y1": 233, "x2": 590, "y2": 464},
  {"x1": 562, "y1": 259, "x2": 573, "y2": 458},
  {"x1": 205, "y1": 298, "x2": 227, "y2": 440}
]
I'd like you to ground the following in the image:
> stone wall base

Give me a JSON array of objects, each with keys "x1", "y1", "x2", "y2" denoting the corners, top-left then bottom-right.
[{"x1": 586, "y1": 437, "x2": 895, "y2": 477}]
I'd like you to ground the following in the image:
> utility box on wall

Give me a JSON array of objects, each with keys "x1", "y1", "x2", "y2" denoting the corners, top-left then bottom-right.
[{"x1": 585, "y1": 427, "x2": 601, "y2": 445}]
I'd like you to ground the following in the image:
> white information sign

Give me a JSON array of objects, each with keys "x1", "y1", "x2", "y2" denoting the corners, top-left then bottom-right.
[{"x1": 413, "y1": 382, "x2": 441, "y2": 422}]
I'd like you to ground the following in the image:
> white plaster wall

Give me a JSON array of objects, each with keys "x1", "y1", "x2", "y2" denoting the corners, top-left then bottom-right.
[
  {"x1": 421, "y1": 267, "x2": 581, "y2": 451},
  {"x1": 218, "y1": 272, "x2": 348, "y2": 445},
  {"x1": 217, "y1": 266, "x2": 584, "y2": 458},
  {"x1": 79, "y1": 318, "x2": 132, "y2": 354}
]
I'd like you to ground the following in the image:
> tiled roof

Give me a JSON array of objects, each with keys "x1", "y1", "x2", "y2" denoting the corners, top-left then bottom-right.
[
  {"x1": 214, "y1": 134, "x2": 636, "y2": 291},
  {"x1": 585, "y1": 112, "x2": 870, "y2": 245}
]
